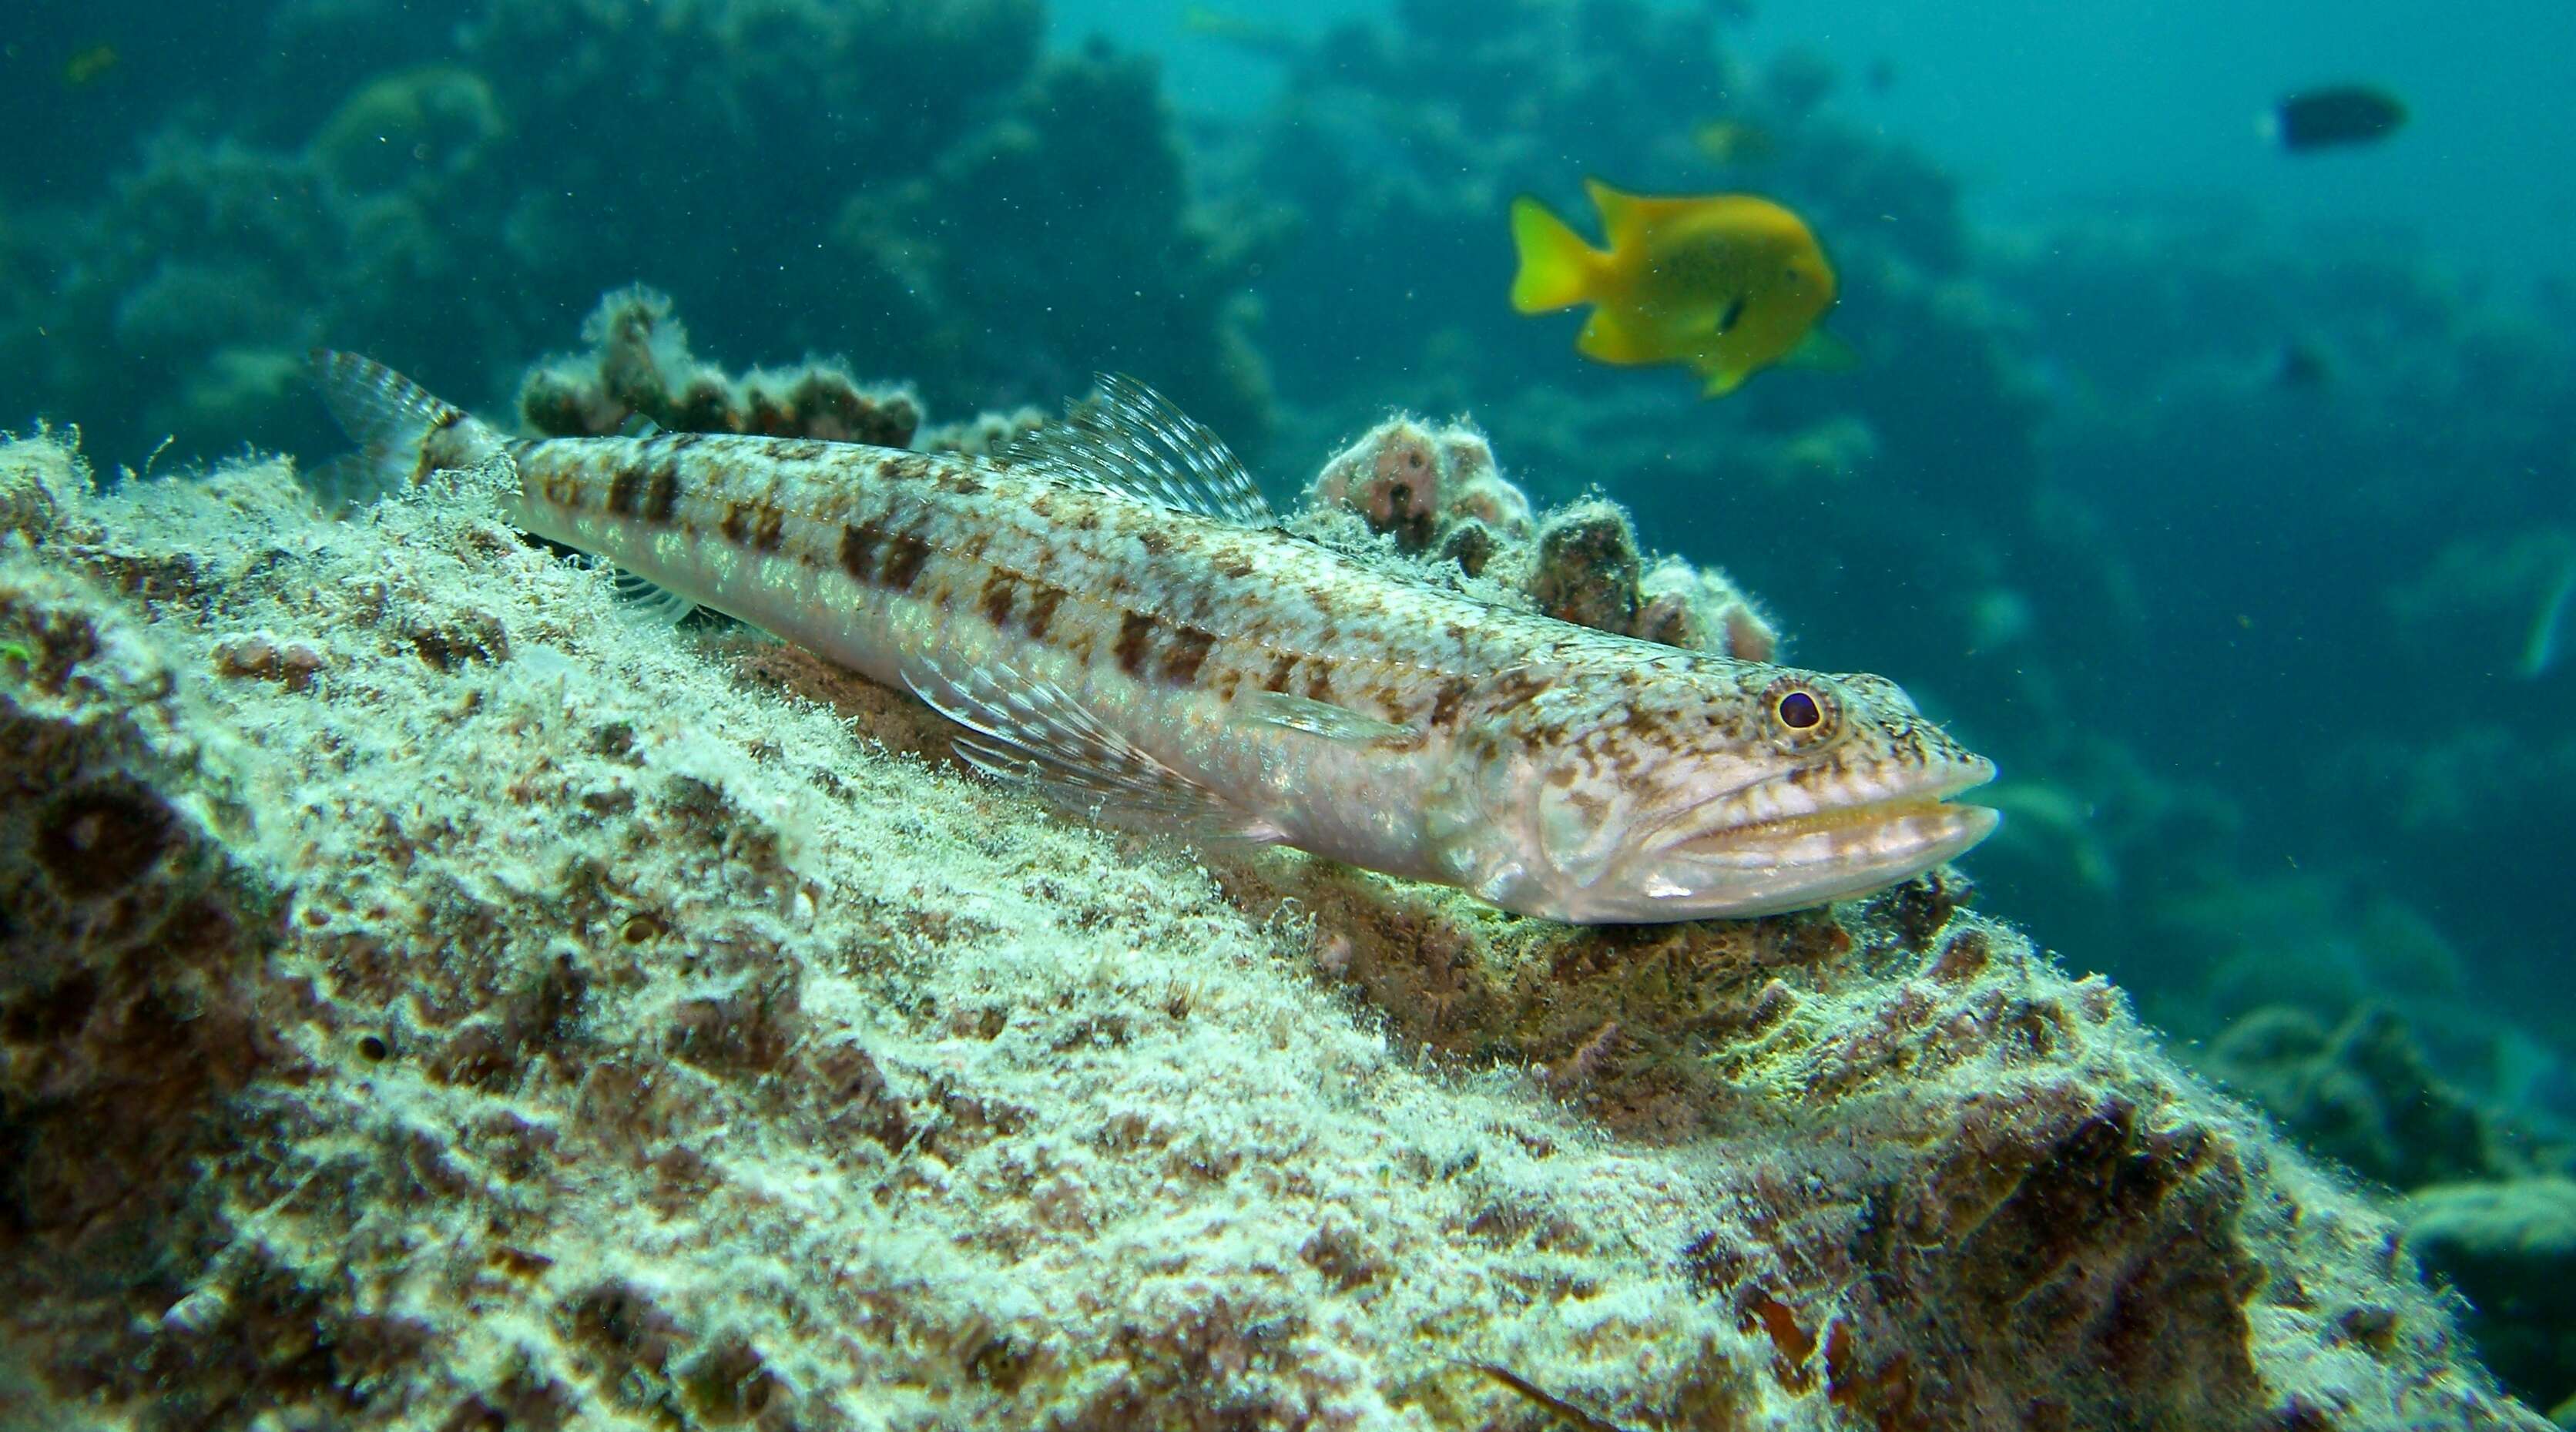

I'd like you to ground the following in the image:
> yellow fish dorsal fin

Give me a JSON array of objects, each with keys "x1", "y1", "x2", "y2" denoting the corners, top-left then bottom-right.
[
  {"x1": 1582, "y1": 178, "x2": 1756, "y2": 250},
  {"x1": 1509, "y1": 195, "x2": 1604, "y2": 313},
  {"x1": 1581, "y1": 176, "x2": 1655, "y2": 250}
]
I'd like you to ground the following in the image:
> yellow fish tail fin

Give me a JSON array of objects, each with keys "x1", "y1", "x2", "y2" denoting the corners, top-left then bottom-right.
[{"x1": 1511, "y1": 196, "x2": 1602, "y2": 313}]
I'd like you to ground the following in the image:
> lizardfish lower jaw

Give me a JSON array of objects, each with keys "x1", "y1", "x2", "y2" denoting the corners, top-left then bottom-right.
[{"x1": 1599, "y1": 760, "x2": 2001, "y2": 921}]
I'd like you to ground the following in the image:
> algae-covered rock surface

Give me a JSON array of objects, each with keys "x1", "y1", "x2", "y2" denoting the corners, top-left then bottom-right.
[{"x1": 0, "y1": 429, "x2": 2548, "y2": 1430}]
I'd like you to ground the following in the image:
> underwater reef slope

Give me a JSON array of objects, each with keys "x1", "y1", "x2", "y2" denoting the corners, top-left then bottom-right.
[{"x1": 0, "y1": 431, "x2": 2547, "y2": 1430}]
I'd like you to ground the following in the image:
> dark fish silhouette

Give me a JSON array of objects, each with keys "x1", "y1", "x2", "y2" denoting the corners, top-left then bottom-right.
[
  {"x1": 2270, "y1": 85, "x2": 2407, "y2": 152},
  {"x1": 2273, "y1": 338, "x2": 2331, "y2": 391}
]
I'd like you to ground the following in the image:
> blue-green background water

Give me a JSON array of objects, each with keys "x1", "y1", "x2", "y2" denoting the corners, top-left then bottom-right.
[
  {"x1": 1086, "y1": 0, "x2": 2576, "y2": 287},
  {"x1": 8, "y1": 0, "x2": 2574, "y2": 1236}
]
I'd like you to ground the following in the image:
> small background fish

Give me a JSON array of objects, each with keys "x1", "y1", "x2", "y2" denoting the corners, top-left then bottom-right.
[{"x1": 2268, "y1": 83, "x2": 2408, "y2": 152}]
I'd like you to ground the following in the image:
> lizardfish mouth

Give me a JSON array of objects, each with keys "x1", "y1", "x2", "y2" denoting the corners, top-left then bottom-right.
[{"x1": 1622, "y1": 760, "x2": 2001, "y2": 920}]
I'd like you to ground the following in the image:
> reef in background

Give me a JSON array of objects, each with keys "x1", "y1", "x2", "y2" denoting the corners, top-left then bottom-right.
[
  {"x1": 2204, "y1": 1004, "x2": 2576, "y2": 1415},
  {"x1": 0, "y1": 0, "x2": 1270, "y2": 470},
  {"x1": 0, "y1": 409, "x2": 2548, "y2": 1430}
]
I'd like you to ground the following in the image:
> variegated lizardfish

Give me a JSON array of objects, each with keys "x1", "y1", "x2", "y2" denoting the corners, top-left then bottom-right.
[{"x1": 313, "y1": 351, "x2": 1997, "y2": 922}]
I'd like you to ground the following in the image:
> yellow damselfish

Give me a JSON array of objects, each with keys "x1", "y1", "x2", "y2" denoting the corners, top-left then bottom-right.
[{"x1": 1511, "y1": 178, "x2": 1840, "y2": 397}]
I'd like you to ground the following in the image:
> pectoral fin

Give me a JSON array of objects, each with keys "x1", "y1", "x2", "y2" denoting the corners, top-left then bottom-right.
[
  {"x1": 1578, "y1": 309, "x2": 1659, "y2": 366},
  {"x1": 1783, "y1": 327, "x2": 1859, "y2": 371},
  {"x1": 1698, "y1": 362, "x2": 1753, "y2": 397},
  {"x1": 574, "y1": 554, "x2": 699, "y2": 628},
  {"x1": 1236, "y1": 690, "x2": 1411, "y2": 743},
  {"x1": 903, "y1": 646, "x2": 1287, "y2": 843}
]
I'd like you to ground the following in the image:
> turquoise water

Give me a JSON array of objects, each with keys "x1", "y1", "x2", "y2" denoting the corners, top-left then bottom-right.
[{"x1": 1082, "y1": 0, "x2": 2576, "y2": 287}]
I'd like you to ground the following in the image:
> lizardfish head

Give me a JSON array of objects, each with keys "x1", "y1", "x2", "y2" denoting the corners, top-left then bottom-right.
[{"x1": 1431, "y1": 654, "x2": 1999, "y2": 923}]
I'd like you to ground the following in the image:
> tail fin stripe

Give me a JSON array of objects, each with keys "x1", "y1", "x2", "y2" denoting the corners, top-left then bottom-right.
[
  {"x1": 307, "y1": 349, "x2": 503, "y2": 504},
  {"x1": 310, "y1": 349, "x2": 466, "y2": 453}
]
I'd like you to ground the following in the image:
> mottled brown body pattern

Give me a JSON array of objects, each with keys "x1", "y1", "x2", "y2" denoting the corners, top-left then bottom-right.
[
  {"x1": 325, "y1": 346, "x2": 1993, "y2": 921},
  {"x1": 501, "y1": 428, "x2": 1719, "y2": 744}
]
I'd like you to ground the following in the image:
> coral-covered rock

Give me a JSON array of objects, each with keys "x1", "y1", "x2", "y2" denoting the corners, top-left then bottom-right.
[
  {"x1": 517, "y1": 286, "x2": 1061, "y2": 461},
  {"x1": 1213, "y1": 857, "x2": 2426, "y2": 1427},
  {"x1": 1308, "y1": 416, "x2": 1531, "y2": 554},
  {"x1": 519, "y1": 287, "x2": 923, "y2": 448},
  {"x1": 0, "y1": 431, "x2": 81, "y2": 545},
  {"x1": 0, "y1": 427, "x2": 2549, "y2": 1430},
  {"x1": 1, "y1": 441, "x2": 277, "y2": 1381},
  {"x1": 1528, "y1": 499, "x2": 1645, "y2": 632},
  {"x1": 1638, "y1": 555, "x2": 1780, "y2": 662},
  {"x1": 1306, "y1": 418, "x2": 1779, "y2": 660}
]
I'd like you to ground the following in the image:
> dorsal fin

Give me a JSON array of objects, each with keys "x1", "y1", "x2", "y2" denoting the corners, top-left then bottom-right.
[
  {"x1": 1582, "y1": 177, "x2": 1652, "y2": 250},
  {"x1": 998, "y1": 374, "x2": 1273, "y2": 526},
  {"x1": 310, "y1": 348, "x2": 469, "y2": 457},
  {"x1": 1582, "y1": 177, "x2": 1730, "y2": 250}
]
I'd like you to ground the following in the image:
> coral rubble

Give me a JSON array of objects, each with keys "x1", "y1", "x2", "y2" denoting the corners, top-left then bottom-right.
[{"x1": 0, "y1": 422, "x2": 2548, "y2": 1430}]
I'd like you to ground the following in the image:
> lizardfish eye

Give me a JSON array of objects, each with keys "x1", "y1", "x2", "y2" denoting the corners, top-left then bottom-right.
[{"x1": 1761, "y1": 676, "x2": 1843, "y2": 750}]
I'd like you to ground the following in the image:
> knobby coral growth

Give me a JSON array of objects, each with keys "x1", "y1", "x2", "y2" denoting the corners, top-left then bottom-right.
[{"x1": 519, "y1": 287, "x2": 924, "y2": 448}]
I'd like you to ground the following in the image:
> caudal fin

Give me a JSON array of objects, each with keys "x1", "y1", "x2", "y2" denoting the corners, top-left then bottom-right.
[
  {"x1": 1509, "y1": 196, "x2": 1602, "y2": 314},
  {"x1": 307, "y1": 349, "x2": 503, "y2": 502}
]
